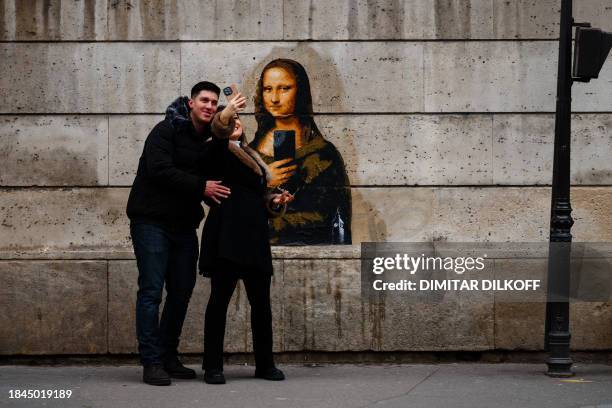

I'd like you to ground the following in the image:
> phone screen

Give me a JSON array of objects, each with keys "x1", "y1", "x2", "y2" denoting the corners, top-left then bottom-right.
[{"x1": 273, "y1": 130, "x2": 296, "y2": 161}]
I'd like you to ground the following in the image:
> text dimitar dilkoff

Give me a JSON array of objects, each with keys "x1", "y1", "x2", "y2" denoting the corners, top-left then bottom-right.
[{"x1": 372, "y1": 279, "x2": 541, "y2": 291}]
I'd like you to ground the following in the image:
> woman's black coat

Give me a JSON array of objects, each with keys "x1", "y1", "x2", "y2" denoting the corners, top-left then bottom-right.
[{"x1": 199, "y1": 116, "x2": 282, "y2": 277}]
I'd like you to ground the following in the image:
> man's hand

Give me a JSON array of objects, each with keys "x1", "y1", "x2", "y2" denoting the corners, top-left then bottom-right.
[
  {"x1": 267, "y1": 158, "x2": 297, "y2": 188},
  {"x1": 204, "y1": 180, "x2": 231, "y2": 204}
]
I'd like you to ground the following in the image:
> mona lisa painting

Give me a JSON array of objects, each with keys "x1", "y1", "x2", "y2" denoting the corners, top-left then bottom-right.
[{"x1": 249, "y1": 59, "x2": 352, "y2": 245}]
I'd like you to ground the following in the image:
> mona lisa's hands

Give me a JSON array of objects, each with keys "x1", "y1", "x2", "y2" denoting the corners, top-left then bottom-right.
[
  {"x1": 271, "y1": 190, "x2": 295, "y2": 205},
  {"x1": 267, "y1": 158, "x2": 297, "y2": 188}
]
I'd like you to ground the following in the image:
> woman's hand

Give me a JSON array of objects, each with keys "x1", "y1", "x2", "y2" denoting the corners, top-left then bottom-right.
[
  {"x1": 219, "y1": 93, "x2": 247, "y2": 124},
  {"x1": 267, "y1": 158, "x2": 297, "y2": 188}
]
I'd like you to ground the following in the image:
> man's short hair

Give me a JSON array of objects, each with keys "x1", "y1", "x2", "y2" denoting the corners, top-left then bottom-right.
[{"x1": 191, "y1": 81, "x2": 220, "y2": 98}]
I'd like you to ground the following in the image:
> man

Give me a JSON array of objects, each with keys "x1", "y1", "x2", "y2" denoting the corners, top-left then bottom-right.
[{"x1": 126, "y1": 81, "x2": 245, "y2": 386}]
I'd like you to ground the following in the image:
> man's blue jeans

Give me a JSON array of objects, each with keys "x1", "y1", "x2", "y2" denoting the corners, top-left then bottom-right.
[{"x1": 130, "y1": 223, "x2": 198, "y2": 365}]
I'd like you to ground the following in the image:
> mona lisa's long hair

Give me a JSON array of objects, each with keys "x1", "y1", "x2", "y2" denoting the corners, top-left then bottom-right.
[{"x1": 251, "y1": 59, "x2": 322, "y2": 149}]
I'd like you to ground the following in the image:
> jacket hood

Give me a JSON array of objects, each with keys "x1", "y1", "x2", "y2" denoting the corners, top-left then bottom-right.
[{"x1": 165, "y1": 96, "x2": 191, "y2": 129}]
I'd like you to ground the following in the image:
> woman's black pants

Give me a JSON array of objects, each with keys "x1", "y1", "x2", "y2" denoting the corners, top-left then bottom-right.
[{"x1": 203, "y1": 268, "x2": 274, "y2": 371}]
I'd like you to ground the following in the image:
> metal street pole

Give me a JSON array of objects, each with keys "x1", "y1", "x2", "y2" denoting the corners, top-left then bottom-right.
[{"x1": 544, "y1": 0, "x2": 574, "y2": 378}]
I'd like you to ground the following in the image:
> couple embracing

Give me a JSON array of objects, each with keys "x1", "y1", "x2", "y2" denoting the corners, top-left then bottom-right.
[{"x1": 126, "y1": 70, "x2": 294, "y2": 385}]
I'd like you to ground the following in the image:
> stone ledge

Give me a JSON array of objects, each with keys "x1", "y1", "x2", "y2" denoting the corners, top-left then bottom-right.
[{"x1": 0, "y1": 245, "x2": 361, "y2": 260}]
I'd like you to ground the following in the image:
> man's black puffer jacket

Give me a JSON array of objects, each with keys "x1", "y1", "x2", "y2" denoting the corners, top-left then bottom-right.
[{"x1": 126, "y1": 97, "x2": 212, "y2": 230}]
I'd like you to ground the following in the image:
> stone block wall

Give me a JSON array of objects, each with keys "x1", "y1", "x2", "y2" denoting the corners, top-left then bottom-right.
[{"x1": 1, "y1": 0, "x2": 611, "y2": 356}]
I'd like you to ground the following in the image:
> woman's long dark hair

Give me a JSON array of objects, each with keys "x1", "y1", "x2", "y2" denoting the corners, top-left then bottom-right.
[{"x1": 251, "y1": 59, "x2": 322, "y2": 149}]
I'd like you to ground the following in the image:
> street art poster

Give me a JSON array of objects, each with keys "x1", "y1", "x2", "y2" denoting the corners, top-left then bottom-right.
[{"x1": 249, "y1": 59, "x2": 352, "y2": 246}]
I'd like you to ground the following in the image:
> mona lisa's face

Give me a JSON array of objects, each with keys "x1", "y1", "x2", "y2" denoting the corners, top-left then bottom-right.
[{"x1": 262, "y1": 67, "x2": 297, "y2": 118}]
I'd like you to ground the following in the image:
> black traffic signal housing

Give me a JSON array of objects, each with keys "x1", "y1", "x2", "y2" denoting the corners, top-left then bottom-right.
[{"x1": 572, "y1": 27, "x2": 612, "y2": 82}]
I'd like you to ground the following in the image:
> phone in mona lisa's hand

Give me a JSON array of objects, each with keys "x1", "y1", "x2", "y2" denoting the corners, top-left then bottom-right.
[
  {"x1": 273, "y1": 130, "x2": 296, "y2": 161},
  {"x1": 222, "y1": 84, "x2": 239, "y2": 102}
]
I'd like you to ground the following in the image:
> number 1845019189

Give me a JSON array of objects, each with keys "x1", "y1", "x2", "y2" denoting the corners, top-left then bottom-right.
[{"x1": 9, "y1": 389, "x2": 72, "y2": 399}]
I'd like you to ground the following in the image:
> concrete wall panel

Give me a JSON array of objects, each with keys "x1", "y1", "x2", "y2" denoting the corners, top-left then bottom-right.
[
  {"x1": 3, "y1": 42, "x2": 610, "y2": 114},
  {"x1": 379, "y1": 278, "x2": 495, "y2": 351},
  {"x1": 282, "y1": 260, "x2": 369, "y2": 351},
  {"x1": 0, "y1": 0, "x2": 584, "y2": 41},
  {"x1": 1, "y1": 187, "x2": 610, "y2": 255},
  {"x1": 493, "y1": 115, "x2": 554, "y2": 185},
  {"x1": 354, "y1": 187, "x2": 612, "y2": 244},
  {"x1": 494, "y1": 302, "x2": 545, "y2": 350},
  {"x1": 493, "y1": 0, "x2": 560, "y2": 40},
  {"x1": 180, "y1": 42, "x2": 424, "y2": 113},
  {"x1": 110, "y1": 114, "x2": 611, "y2": 188},
  {"x1": 108, "y1": 260, "x2": 138, "y2": 354},
  {"x1": 322, "y1": 114, "x2": 493, "y2": 186},
  {"x1": 352, "y1": 187, "x2": 436, "y2": 242},
  {"x1": 0, "y1": 261, "x2": 107, "y2": 354},
  {"x1": 108, "y1": 115, "x2": 163, "y2": 186},
  {"x1": 572, "y1": 187, "x2": 612, "y2": 242},
  {"x1": 432, "y1": 187, "x2": 612, "y2": 243},
  {"x1": 107, "y1": 0, "x2": 283, "y2": 41},
  {"x1": 7, "y1": 113, "x2": 609, "y2": 188},
  {"x1": 2, "y1": 1, "x2": 611, "y2": 42},
  {"x1": 285, "y1": 0, "x2": 564, "y2": 40},
  {"x1": 425, "y1": 42, "x2": 556, "y2": 112},
  {"x1": 493, "y1": 260, "x2": 612, "y2": 351},
  {"x1": 493, "y1": 114, "x2": 612, "y2": 185},
  {"x1": 0, "y1": 0, "x2": 107, "y2": 40},
  {"x1": 0, "y1": 43, "x2": 180, "y2": 114},
  {"x1": 433, "y1": 187, "x2": 551, "y2": 242},
  {"x1": 107, "y1": 0, "x2": 181, "y2": 41},
  {"x1": 570, "y1": 302, "x2": 612, "y2": 350},
  {"x1": 424, "y1": 41, "x2": 612, "y2": 112},
  {"x1": 353, "y1": 187, "x2": 551, "y2": 243},
  {"x1": 283, "y1": 0, "x2": 436, "y2": 40},
  {"x1": 110, "y1": 114, "x2": 493, "y2": 186},
  {"x1": 0, "y1": 116, "x2": 108, "y2": 186},
  {"x1": 571, "y1": 115, "x2": 612, "y2": 184},
  {"x1": 0, "y1": 188, "x2": 131, "y2": 252}
]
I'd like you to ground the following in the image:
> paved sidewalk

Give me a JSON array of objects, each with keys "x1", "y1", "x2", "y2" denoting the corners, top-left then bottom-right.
[{"x1": 1, "y1": 363, "x2": 611, "y2": 408}]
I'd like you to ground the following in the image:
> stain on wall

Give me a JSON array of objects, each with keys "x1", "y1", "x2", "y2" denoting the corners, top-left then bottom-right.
[{"x1": 434, "y1": 0, "x2": 472, "y2": 39}]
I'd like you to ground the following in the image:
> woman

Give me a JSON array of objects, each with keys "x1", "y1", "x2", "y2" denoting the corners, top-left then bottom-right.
[
  {"x1": 199, "y1": 95, "x2": 293, "y2": 384},
  {"x1": 250, "y1": 58, "x2": 352, "y2": 245}
]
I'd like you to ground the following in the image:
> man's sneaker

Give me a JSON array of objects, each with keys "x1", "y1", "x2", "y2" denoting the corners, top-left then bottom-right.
[
  {"x1": 254, "y1": 367, "x2": 285, "y2": 381},
  {"x1": 143, "y1": 363, "x2": 171, "y2": 386},
  {"x1": 204, "y1": 369, "x2": 226, "y2": 384},
  {"x1": 163, "y1": 357, "x2": 196, "y2": 379}
]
